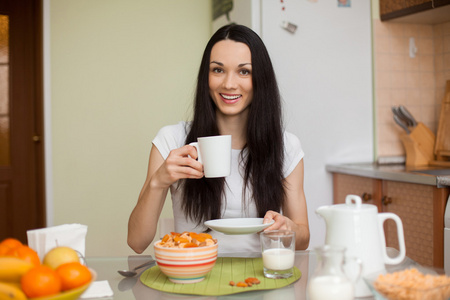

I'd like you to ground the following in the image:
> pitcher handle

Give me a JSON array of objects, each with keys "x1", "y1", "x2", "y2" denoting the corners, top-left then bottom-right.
[{"x1": 378, "y1": 213, "x2": 406, "y2": 265}]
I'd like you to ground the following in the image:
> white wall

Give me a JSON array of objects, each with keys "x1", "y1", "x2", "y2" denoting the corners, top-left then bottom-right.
[
  {"x1": 212, "y1": 0, "x2": 261, "y2": 34},
  {"x1": 45, "y1": 0, "x2": 211, "y2": 256}
]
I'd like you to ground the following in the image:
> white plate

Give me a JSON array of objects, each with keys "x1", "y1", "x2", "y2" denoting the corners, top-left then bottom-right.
[{"x1": 204, "y1": 218, "x2": 274, "y2": 235}]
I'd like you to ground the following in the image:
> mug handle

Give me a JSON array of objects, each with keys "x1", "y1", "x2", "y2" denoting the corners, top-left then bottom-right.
[
  {"x1": 378, "y1": 213, "x2": 406, "y2": 265},
  {"x1": 189, "y1": 142, "x2": 202, "y2": 163}
]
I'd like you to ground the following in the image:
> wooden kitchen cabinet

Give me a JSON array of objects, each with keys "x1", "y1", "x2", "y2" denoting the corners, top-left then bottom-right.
[
  {"x1": 331, "y1": 173, "x2": 449, "y2": 268},
  {"x1": 379, "y1": 0, "x2": 450, "y2": 21},
  {"x1": 379, "y1": 0, "x2": 430, "y2": 18},
  {"x1": 332, "y1": 173, "x2": 381, "y2": 209}
]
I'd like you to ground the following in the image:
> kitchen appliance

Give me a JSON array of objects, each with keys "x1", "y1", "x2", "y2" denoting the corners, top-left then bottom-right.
[
  {"x1": 445, "y1": 194, "x2": 450, "y2": 275},
  {"x1": 316, "y1": 194, "x2": 406, "y2": 297}
]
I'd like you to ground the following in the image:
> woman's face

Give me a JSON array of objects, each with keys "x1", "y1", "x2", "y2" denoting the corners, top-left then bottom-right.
[{"x1": 208, "y1": 40, "x2": 253, "y2": 119}]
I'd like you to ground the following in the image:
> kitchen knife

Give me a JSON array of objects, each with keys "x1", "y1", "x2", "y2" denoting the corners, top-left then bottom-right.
[
  {"x1": 392, "y1": 106, "x2": 412, "y2": 128},
  {"x1": 398, "y1": 105, "x2": 418, "y2": 127},
  {"x1": 393, "y1": 114, "x2": 410, "y2": 134}
]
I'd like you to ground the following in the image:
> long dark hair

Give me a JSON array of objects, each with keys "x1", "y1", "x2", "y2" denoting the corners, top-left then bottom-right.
[{"x1": 182, "y1": 24, "x2": 285, "y2": 225}]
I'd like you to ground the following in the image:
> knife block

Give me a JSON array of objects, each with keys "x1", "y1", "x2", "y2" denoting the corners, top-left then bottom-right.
[{"x1": 399, "y1": 122, "x2": 436, "y2": 167}]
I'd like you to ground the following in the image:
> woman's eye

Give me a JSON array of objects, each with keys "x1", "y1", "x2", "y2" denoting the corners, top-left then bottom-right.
[
  {"x1": 240, "y1": 69, "x2": 251, "y2": 76},
  {"x1": 212, "y1": 67, "x2": 223, "y2": 73}
]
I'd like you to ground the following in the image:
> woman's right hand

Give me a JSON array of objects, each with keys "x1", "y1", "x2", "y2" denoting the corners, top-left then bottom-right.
[
  {"x1": 151, "y1": 144, "x2": 204, "y2": 189},
  {"x1": 128, "y1": 144, "x2": 204, "y2": 254}
]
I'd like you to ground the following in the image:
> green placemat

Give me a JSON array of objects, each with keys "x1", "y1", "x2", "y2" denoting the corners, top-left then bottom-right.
[{"x1": 140, "y1": 257, "x2": 301, "y2": 296}]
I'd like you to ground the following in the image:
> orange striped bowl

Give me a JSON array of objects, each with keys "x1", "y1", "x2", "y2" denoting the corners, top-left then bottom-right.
[{"x1": 154, "y1": 241, "x2": 218, "y2": 284}]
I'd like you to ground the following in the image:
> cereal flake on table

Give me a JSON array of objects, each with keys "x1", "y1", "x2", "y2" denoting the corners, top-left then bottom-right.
[{"x1": 157, "y1": 232, "x2": 217, "y2": 248}]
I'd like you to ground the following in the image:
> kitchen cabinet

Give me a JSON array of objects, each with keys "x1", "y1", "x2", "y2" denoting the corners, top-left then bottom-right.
[
  {"x1": 331, "y1": 173, "x2": 449, "y2": 269},
  {"x1": 332, "y1": 174, "x2": 381, "y2": 209},
  {"x1": 379, "y1": 0, "x2": 450, "y2": 21}
]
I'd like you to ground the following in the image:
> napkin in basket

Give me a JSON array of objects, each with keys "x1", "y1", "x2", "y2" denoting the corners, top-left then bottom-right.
[{"x1": 27, "y1": 224, "x2": 88, "y2": 260}]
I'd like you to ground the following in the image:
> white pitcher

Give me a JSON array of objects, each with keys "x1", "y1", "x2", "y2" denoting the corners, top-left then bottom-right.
[{"x1": 316, "y1": 194, "x2": 406, "y2": 297}]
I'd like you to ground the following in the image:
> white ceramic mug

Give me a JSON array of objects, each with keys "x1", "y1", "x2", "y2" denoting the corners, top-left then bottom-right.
[{"x1": 189, "y1": 135, "x2": 231, "y2": 178}]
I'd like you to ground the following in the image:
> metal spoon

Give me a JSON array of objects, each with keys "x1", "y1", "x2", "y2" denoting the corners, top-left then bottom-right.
[{"x1": 117, "y1": 259, "x2": 156, "y2": 277}]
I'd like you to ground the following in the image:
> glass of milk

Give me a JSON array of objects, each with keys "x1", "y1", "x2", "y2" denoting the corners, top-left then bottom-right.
[{"x1": 260, "y1": 230, "x2": 295, "y2": 279}]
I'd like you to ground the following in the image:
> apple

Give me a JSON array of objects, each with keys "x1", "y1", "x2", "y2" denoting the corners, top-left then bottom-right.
[{"x1": 43, "y1": 246, "x2": 80, "y2": 269}]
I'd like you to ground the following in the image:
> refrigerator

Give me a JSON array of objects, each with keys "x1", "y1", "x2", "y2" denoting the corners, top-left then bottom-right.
[{"x1": 213, "y1": 0, "x2": 374, "y2": 249}]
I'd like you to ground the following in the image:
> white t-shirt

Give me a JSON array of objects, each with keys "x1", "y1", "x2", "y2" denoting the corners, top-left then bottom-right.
[{"x1": 152, "y1": 121, "x2": 304, "y2": 253}]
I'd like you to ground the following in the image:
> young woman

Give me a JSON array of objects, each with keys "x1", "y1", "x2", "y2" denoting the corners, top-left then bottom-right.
[{"x1": 128, "y1": 24, "x2": 310, "y2": 254}]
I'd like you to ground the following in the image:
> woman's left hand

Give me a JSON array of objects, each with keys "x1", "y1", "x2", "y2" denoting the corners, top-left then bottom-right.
[
  {"x1": 262, "y1": 210, "x2": 289, "y2": 231},
  {"x1": 261, "y1": 159, "x2": 310, "y2": 250}
]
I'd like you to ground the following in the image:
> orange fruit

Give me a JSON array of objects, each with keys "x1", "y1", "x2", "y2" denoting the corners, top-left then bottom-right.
[
  {"x1": 21, "y1": 265, "x2": 62, "y2": 298},
  {"x1": 7, "y1": 245, "x2": 41, "y2": 266},
  {"x1": 56, "y1": 262, "x2": 92, "y2": 291},
  {"x1": 0, "y1": 238, "x2": 22, "y2": 254},
  {"x1": 0, "y1": 244, "x2": 12, "y2": 256}
]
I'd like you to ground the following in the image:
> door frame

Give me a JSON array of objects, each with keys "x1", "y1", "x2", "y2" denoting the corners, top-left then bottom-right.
[{"x1": 43, "y1": 0, "x2": 53, "y2": 227}]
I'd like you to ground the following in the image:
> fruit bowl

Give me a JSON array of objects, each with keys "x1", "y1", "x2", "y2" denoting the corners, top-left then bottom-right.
[
  {"x1": 154, "y1": 240, "x2": 218, "y2": 284},
  {"x1": 30, "y1": 268, "x2": 96, "y2": 300}
]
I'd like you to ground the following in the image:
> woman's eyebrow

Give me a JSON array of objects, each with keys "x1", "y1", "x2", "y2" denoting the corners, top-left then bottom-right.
[{"x1": 210, "y1": 61, "x2": 252, "y2": 67}]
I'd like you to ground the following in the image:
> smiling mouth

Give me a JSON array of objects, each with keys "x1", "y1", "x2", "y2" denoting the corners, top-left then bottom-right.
[{"x1": 220, "y1": 93, "x2": 241, "y2": 103}]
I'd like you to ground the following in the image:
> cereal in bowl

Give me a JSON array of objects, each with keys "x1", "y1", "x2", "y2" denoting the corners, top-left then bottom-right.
[
  {"x1": 157, "y1": 232, "x2": 217, "y2": 248},
  {"x1": 374, "y1": 268, "x2": 450, "y2": 300}
]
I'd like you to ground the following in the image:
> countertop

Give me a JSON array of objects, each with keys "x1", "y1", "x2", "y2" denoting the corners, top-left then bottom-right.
[{"x1": 326, "y1": 162, "x2": 450, "y2": 188}]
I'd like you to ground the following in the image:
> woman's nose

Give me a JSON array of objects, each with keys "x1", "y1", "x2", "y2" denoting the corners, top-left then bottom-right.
[{"x1": 223, "y1": 73, "x2": 237, "y2": 89}]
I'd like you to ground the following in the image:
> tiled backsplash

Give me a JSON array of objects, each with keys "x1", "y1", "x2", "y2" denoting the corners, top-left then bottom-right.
[{"x1": 374, "y1": 20, "x2": 450, "y2": 158}]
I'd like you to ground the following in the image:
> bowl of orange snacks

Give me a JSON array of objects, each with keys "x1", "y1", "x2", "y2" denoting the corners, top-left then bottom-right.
[
  {"x1": 364, "y1": 267, "x2": 450, "y2": 300},
  {"x1": 154, "y1": 232, "x2": 218, "y2": 284}
]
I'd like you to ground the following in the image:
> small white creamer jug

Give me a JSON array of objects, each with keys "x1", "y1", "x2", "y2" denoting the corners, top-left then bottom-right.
[
  {"x1": 316, "y1": 195, "x2": 406, "y2": 297},
  {"x1": 308, "y1": 245, "x2": 362, "y2": 300}
]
